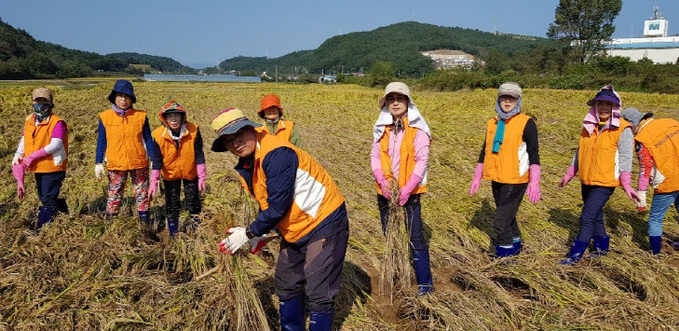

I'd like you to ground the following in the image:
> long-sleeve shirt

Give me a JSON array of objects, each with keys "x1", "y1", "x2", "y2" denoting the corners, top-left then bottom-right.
[
  {"x1": 477, "y1": 117, "x2": 540, "y2": 165},
  {"x1": 237, "y1": 146, "x2": 346, "y2": 246},
  {"x1": 16, "y1": 119, "x2": 66, "y2": 156},
  {"x1": 265, "y1": 121, "x2": 302, "y2": 148},
  {"x1": 569, "y1": 126, "x2": 634, "y2": 173},
  {"x1": 370, "y1": 126, "x2": 430, "y2": 179},
  {"x1": 95, "y1": 116, "x2": 153, "y2": 164},
  {"x1": 150, "y1": 126, "x2": 205, "y2": 170}
]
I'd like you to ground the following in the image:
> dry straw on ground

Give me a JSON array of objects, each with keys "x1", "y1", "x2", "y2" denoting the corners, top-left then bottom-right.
[{"x1": 2, "y1": 80, "x2": 679, "y2": 329}]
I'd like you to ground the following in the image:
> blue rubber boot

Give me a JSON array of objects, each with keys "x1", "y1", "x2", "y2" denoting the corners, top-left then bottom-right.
[
  {"x1": 138, "y1": 211, "x2": 150, "y2": 224},
  {"x1": 37, "y1": 206, "x2": 54, "y2": 229},
  {"x1": 167, "y1": 218, "x2": 179, "y2": 238},
  {"x1": 512, "y1": 238, "x2": 523, "y2": 256},
  {"x1": 650, "y1": 236, "x2": 662, "y2": 255},
  {"x1": 309, "y1": 311, "x2": 334, "y2": 331},
  {"x1": 559, "y1": 240, "x2": 589, "y2": 265},
  {"x1": 279, "y1": 296, "x2": 305, "y2": 331},
  {"x1": 588, "y1": 235, "x2": 610, "y2": 258},
  {"x1": 496, "y1": 245, "x2": 515, "y2": 258},
  {"x1": 413, "y1": 249, "x2": 434, "y2": 295}
]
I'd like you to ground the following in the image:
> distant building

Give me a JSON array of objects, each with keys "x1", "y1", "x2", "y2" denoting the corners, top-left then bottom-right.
[
  {"x1": 606, "y1": 7, "x2": 679, "y2": 64},
  {"x1": 420, "y1": 50, "x2": 480, "y2": 69}
]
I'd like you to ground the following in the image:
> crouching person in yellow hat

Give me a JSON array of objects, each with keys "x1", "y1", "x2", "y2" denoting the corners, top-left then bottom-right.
[{"x1": 211, "y1": 108, "x2": 349, "y2": 331}]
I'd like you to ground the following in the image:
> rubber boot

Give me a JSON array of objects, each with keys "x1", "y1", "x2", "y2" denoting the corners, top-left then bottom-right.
[
  {"x1": 279, "y1": 296, "x2": 305, "y2": 331},
  {"x1": 650, "y1": 236, "x2": 662, "y2": 255},
  {"x1": 56, "y1": 198, "x2": 69, "y2": 214},
  {"x1": 672, "y1": 241, "x2": 679, "y2": 251},
  {"x1": 187, "y1": 214, "x2": 201, "y2": 233},
  {"x1": 496, "y1": 245, "x2": 515, "y2": 258},
  {"x1": 37, "y1": 206, "x2": 54, "y2": 229},
  {"x1": 138, "y1": 211, "x2": 150, "y2": 224},
  {"x1": 588, "y1": 235, "x2": 610, "y2": 258},
  {"x1": 309, "y1": 311, "x2": 334, "y2": 331},
  {"x1": 167, "y1": 218, "x2": 179, "y2": 238},
  {"x1": 512, "y1": 238, "x2": 523, "y2": 256},
  {"x1": 559, "y1": 240, "x2": 589, "y2": 265},
  {"x1": 412, "y1": 249, "x2": 434, "y2": 295}
]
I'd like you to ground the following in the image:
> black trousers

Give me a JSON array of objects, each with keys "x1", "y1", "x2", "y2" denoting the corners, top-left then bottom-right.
[
  {"x1": 35, "y1": 171, "x2": 65, "y2": 209},
  {"x1": 163, "y1": 177, "x2": 201, "y2": 219},
  {"x1": 492, "y1": 181, "x2": 527, "y2": 246}
]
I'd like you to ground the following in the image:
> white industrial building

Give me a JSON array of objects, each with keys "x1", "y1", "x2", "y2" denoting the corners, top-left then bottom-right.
[{"x1": 606, "y1": 7, "x2": 679, "y2": 64}]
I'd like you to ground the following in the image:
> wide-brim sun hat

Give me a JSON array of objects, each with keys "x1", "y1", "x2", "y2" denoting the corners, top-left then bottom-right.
[
  {"x1": 107, "y1": 79, "x2": 137, "y2": 104},
  {"x1": 210, "y1": 108, "x2": 262, "y2": 152},
  {"x1": 378, "y1": 82, "x2": 411, "y2": 109},
  {"x1": 587, "y1": 88, "x2": 620, "y2": 106}
]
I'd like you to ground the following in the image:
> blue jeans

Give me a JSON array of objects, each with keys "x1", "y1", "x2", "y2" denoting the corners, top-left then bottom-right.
[
  {"x1": 648, "y1": 191, "x2": 679, "y2": 237},
  {"x1": 577, "y1": 185, "x2": 616, "y2": 243}
]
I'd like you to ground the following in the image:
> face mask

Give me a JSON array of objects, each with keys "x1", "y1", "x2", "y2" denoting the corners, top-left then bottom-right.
[{"x1": 33, "y1": 103, "x2": 52, "y2": 122}]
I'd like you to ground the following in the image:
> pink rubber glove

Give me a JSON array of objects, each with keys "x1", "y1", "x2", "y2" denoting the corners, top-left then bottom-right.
[
  {"x1": 559, "y1": 165, "x2": 576, "y2": 187},
  {"x1": 469, "y1": 163, "x2": 483, "y2": 197},
  {"x1": 22, "y1": 148, "x2": 48, "y2": 170},
  {"x1": 373, "y1": 169, "x2": 391, "y2": 200},
  {"x1": 526, "y1": 164, "x2": 541, "y2": 203},
  {"x1": 197, "y1": 163, "x2": 207, "y2": 194},
  {"x1": 12, "y1": 164, "x2": 25, "y2": 199},
  {"x1": 398, "y1": 174, "x2": 423, "y2": 206},
  {"x1": 148, "y1": 169, "x2": 161, "y2": 200},
  {"x1": 620, "y1": 172, "x2": 640, "y2": 202}
]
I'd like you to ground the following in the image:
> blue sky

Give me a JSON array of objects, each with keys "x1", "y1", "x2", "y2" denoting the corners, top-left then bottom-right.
[{"x1": 1, "y1": 0, "x2": 677, "y2": 69}]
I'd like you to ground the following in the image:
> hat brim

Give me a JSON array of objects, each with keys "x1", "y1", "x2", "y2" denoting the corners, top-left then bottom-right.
[
  {"x1": 108, "y1": 91, "x2": 137, "y2": 104},
  {"x1": 499, "y1": 92, "x2": 521, "y2": 99},
  {"x1": 210, "y1": 120, "x2": 262, "y2": 152},
  {"x1": 378, "y1": 93, "x2": 410, "y2": 110},
  {"x1": 587, "y1": 95, "x2": 620, "y2": 106}
]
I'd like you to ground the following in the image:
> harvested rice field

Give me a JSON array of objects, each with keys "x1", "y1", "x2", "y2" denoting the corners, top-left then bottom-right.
[{"x1": 2, "y1": 80, "x2": 679, "y2": 330}]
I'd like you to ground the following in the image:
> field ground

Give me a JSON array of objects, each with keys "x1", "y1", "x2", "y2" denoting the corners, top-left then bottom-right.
[{"x1": 2, "y1": 81, "x2": 679, "y2": 330}]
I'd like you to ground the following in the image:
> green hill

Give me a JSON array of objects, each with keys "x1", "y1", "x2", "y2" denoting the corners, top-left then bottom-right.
[
  {"x1": 219, "y1": 21, "x2": 557, "y2": 77},
  {"x1": 0, "y1": 21, "x2": 194, "y2": 79}
]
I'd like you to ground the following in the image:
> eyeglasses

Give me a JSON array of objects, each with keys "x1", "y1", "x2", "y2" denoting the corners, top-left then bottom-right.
[{"x1": 223, "y1": 130, "x2": 248, "y2": 149}]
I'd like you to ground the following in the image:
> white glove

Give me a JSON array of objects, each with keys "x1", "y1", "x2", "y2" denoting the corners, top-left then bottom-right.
[
  {"x1": 12, "y1": 153, "x2": 22, "y2": 165},
  {"x1": 636, "y1": 190, "x2": 647, "y2": 211},
  {"x1": 95, "y1": 163, "x2": 106, "y2": 180},
  {"x1": 219, "y1": 227, "x2": 249, "y2": 255}
]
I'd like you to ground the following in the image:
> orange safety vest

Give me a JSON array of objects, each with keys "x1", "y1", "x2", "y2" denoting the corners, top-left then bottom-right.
[
  {"x1": 152, "y1": 123, "x2": 198, "y2": 181},
  {"x1": 239, "y1": 131, "x2": 345, "y2": 243},
  {"x1": 482, "y1": 114, "x2": 531, "y2": 184},
  {"x1": 258, "y1": 119, "x2": 294, "y2": 142},
  {"x1": 99, "y1": 109, "x2": 149, "y2": 171},
  {"x1": 635, "y1": 118, "x2": 679, "y2": 193},
  {"x1": 578, "y1": 119, "x2": 632, "y2": 187},
  {"x1": 375, "y1": 118, "x2": 428, "y2": 195},
  {"x1": 23, "y1": 114, "x2": 68, "y2": 173}
]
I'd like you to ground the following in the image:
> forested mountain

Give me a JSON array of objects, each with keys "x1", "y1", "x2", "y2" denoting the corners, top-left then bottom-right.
[
  {"x1": 219, "y1": 21, "x2": 558, "y2": 77},
  {"x1": 0, "y1": 20, "x2": 194, "y2": 79}
]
